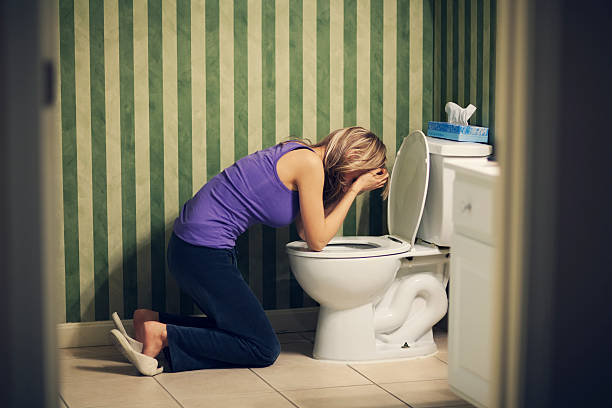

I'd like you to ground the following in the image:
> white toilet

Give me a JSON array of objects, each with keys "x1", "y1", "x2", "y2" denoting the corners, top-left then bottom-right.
[{"x1": 286, "y1": 130, "x2": 491, "y2": 362}]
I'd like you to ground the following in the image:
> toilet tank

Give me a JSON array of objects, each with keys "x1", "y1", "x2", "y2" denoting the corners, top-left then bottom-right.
[{"x1": 417, "y1": 137, "x2": 492, "y2": 246}]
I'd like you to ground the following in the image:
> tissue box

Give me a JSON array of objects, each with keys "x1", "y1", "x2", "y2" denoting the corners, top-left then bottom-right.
[{"x1": 427, "y1": 121, "x2": 489, "y2": 143}]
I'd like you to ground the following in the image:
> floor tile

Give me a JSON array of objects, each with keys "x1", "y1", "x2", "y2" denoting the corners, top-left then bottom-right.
[
  {"x1": 252, "y1": 343, "x2": 371, "y2": 391},
  {"x1": 155, "y1": 368, "x2": 274, "y2": 401},
  {"x1": 180, "y1": 391, "x2": 296, "y2": 408},
  {"x1": 59, "y1": 356, "x2": 146, "y2": 384},
  {"x1": 381, "y1": 380, "x2": 466, "y2": 408},
  {"x1": 436, "y1": 351, "x2": 448, "y2": 363},
  {"x1": 253, "y1": 362, "x2": 372, "y2": 392},
  {"x1": 60, "y1": 376, "x2": 179, "y2": 408},
  {"x1": 433, "y1": 330, "x2": 448, "y2": 353},
  {"x1": 350, "y1": 356, "x2": 448, "y2": 383},
  {"x1": 284, "y1": 385, "x2": 407, "y2": 408},
  {"x1": 56, "y1": 331, "x2": 456, "y2": 408},
  {"x1": 58, "y1": 345, "x2": 123, "y2": 361}
]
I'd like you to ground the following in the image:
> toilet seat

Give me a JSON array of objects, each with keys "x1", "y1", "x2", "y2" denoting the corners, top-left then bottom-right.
[
  {"x1": 286, "y1": 235, "x2": 411, "y2": 259},
  {"x1": 286, "y1": 236, "x2": 445, "y2": 259}
]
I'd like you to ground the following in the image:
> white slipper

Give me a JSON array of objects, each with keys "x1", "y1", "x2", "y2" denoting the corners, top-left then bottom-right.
[
  {"x1": 111, "y1": 312, "x2": 143, "y2": 353},
  {"x1": 109, "y1": 329, "x2": 163, "y2": 376}
]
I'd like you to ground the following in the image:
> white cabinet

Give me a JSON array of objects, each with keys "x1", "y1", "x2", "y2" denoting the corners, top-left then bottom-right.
[{"x1": 445, "y1": 160, "x2": 499, "y2": 408}]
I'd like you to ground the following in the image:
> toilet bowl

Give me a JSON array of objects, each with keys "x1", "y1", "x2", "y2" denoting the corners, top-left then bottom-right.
[
  {"x1": 287, "y1": 236, "x2": 449, "y2": 361},
  {"x1": 286, "y1": 130, "x2": 490, "y2": 362}
]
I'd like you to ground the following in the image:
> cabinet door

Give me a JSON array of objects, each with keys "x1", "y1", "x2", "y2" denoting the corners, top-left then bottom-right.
[{"x1": 448, "y1": 233, "x2": 493, "y2": 408}]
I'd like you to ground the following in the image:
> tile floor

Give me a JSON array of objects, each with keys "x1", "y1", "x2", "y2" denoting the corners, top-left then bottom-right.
[{"x1": 59, "y1": 328, "x2": 473, "y2": 408}]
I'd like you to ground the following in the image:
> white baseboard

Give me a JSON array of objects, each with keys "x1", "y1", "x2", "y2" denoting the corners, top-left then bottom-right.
[{"x1": 57, "y1": 307, "x2": 319, "y2": 348}]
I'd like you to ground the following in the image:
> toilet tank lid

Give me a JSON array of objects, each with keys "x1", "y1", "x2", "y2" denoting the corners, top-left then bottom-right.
[{"x1": 426, "y1": 136, "x2": 492, "y2": 157}]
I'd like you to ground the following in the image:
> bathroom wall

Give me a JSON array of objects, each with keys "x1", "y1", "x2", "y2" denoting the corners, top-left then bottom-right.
[
  {"x1": 56, "y1": 0, "x2": 496, "y2": 323},
  {"x1": 434, "y1": 0, "x2": 496, "y2": 145}
]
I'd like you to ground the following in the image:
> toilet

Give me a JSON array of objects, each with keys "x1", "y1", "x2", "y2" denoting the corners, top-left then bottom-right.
[{"x1": 286, "y1": 130, "x2": 491, "y2": 362}]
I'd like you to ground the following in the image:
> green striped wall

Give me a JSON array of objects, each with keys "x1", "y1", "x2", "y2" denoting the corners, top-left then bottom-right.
[
  {"x1": 433, "y1": 0, "x2": 496, "y2": 143},
  {"x1": 56, "y1": 0, "x2": 496, "y2": 323}
]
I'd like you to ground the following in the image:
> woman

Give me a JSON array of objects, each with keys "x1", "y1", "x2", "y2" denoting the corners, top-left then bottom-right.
[{"x1": 113, "y1": 126, "x2": 390, "y2": 374}]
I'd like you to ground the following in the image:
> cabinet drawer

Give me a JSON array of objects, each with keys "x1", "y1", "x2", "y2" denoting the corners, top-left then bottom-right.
[{"x1": 453, "y1": 176, "x2": 494, "y2": 244}]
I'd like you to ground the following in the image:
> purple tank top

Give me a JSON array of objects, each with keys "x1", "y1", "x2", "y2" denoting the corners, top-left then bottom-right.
[{"x1": 173, "y1": 141, "x2": 315, "y2": 248}]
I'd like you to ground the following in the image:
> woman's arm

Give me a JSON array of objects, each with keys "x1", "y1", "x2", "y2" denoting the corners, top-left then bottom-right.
[
  {"x1": 294, "y1": 200, "x2": 339, "y2": 241},
  {"x1": 295, "y1": 153, "x2": 388, "y2": 251},
  {"x1": 294, "y1": 213, "x2": 306, "y2": 240}
]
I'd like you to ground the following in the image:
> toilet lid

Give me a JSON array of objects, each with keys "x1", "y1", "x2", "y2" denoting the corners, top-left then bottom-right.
[
  {"x1": 285, "y1": 235, "x2": 412, "y2": 259},
  {"x1": 387, "y1": 130, "x2": 430, "y2": 246}
]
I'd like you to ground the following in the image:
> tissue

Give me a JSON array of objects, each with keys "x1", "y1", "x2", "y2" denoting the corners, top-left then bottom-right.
[
  {"x1": 445, "y1": 102, "x2": 477, "y2": 125},
  {"x1": 427, "y1": 101, "x2": 489, "y2": 143}
]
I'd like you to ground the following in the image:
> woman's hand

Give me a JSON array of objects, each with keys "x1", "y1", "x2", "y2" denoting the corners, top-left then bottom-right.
[{"x1": 350, "y1": 168, "x2": 389, "y2": 194}]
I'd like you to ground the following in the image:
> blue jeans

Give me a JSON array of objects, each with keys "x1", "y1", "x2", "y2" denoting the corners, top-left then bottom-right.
[{"x1": 158, "y1": 232, "x2": 280, "y2": 372}]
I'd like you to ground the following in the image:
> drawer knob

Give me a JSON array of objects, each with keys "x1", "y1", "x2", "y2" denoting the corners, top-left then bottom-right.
[{"x1": 462, "y1": 202, "x2": 472, "y2": 213}]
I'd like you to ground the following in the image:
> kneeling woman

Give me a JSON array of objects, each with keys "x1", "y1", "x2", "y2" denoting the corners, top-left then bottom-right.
[{"x1": 116, "y1": 126, "x2": 389, "y2": 374}]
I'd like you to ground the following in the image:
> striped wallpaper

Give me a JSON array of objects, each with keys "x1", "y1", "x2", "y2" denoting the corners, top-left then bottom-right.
[
  {"x1": 56, "y1": 0, "x2": 496, "y2": 323},
  {"x1": 434, "y1": 0, "x2": 497, "y2": 144}
]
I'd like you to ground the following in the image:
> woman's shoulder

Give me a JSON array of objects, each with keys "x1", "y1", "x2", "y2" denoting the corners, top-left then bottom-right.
[
  {"x1": 276, "y1": 142, "x2": 323, "y2": 191},
  {"x1": 281, "y1": 142, "x2": 317, "y2": 156},
  {"x1": 278, "y1": 143, "x2": 322, "y2": 171},
  {"x1": 288, "y1": 150, "x2": 323, "y2": 179},
  {"x1": 280, "y1": 140, "x2": 313, "y2": 149}
]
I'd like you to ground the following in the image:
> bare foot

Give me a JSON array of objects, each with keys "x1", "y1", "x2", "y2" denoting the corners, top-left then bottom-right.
[
  {"x1": 142, "y1": 320, "x2": 168, "y2": 358},
  {"x1": 133, "y1": 308, "x2": 159, "y2": 343}
]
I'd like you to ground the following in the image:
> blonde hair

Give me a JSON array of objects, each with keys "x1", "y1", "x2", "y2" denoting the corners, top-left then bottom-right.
[{"x1": 283, "y1": 126, "x2": 390, "y2": 208}]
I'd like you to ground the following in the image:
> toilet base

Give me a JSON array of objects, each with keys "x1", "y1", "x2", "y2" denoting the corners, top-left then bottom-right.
[
  {"x1": 312, "y1": 303, "x2": 440, "y2": 362},
  {"x1": 374, "y1": 338, "x2": 438, "y2": 360},
  {"x1": 313, "y1": 344, "x2": 439, "y2": 365}
]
